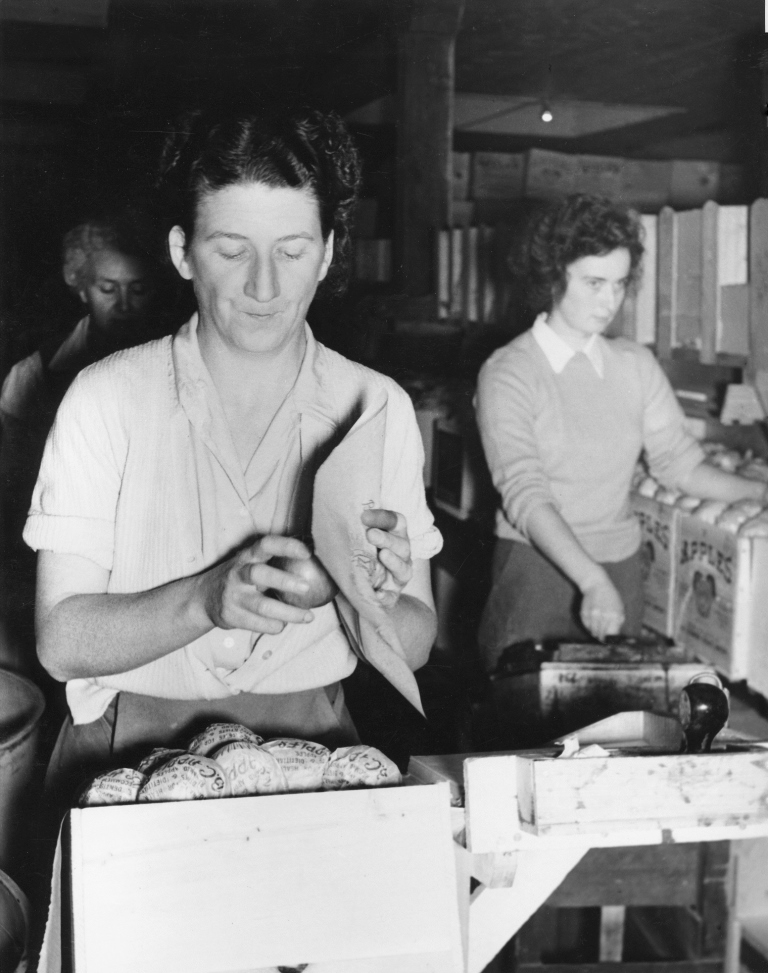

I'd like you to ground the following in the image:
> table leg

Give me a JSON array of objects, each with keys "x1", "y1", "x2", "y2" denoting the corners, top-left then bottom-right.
[{"x1": 467, "y1": 845, "x2": 589, "y2": 973}]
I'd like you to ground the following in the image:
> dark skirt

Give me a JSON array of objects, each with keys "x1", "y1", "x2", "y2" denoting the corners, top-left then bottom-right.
[{"x1": 477, "y1": 539, "x2": 645, "y2": 673}]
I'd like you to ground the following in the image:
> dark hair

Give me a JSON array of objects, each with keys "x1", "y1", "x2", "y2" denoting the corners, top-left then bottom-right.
[
  {"x1": 518, "y1": 194, "x2": 645, "y2": 315},
  {"x1": 156, "y1": 107, "x2": 362, "y2": 296}
]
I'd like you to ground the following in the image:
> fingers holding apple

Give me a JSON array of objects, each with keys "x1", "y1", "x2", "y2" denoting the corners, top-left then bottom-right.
[
  {"x1": 202, "y1": 535, "x2": 316, "y2": 634},
  {"x1": 270, "y1": 551, "x2": 339, "y2": 609}
]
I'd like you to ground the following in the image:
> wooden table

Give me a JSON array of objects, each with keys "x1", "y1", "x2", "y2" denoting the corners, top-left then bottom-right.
[{"x1": 409, "y1": 745, "x2": 768, "y2": 973}]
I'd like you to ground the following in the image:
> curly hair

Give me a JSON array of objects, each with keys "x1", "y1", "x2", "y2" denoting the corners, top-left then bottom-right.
[
  {"x1": 155, "y1": 106, "x2": 362, "y2": 297},
  {"x1": 519, "y1": 194, "x2": 645, "y2": 315},
  {"x1": 61, "y1": 218, "x2": 151, "y2": 293}
]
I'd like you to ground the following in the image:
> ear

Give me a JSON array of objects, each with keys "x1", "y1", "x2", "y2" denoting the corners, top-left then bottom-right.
[
  {"x1": 317, "y1": 230, "x2": 334, "y2": 283},
  {"x1": 168, "y1": 226, "x2": 193, "y2": 280}
]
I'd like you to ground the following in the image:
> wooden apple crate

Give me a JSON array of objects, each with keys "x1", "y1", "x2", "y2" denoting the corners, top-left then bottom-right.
[
  {"x1": 673, "y1": 514, "x2": 768, "y2": 684},
  {"x1": 514, "y1": 746, "x2": 768, "y2": 836},
  {"x1": 489, "y1": 640, "x2": 713, "y2": 748},
  {"x1": 64, "y1": 782, "x2": 463, "y2": 973}
]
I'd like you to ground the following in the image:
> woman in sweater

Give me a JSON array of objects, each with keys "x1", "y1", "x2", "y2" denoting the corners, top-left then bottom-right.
[{"x1": 475, "y1": 194, "x2": 766, "y2": 672}]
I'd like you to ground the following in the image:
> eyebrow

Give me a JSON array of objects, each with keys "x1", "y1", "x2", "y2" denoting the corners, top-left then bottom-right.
[{"x1": 204, "y1": 231, "x2": 315, "y2": 243}]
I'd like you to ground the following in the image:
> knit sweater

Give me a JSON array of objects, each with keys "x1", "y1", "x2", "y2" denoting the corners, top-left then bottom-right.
[{"x1": 475, "y1": 328, "x2": 704, "y2": 562}]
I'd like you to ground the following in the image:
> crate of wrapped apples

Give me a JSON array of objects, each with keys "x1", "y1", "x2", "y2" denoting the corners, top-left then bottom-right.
[
  {"x1": 631, "y1": 443, "x2": 768, "y2": 687},
  {"x1": 64, "y1": 721, "x2": 462, "y2": 973}
]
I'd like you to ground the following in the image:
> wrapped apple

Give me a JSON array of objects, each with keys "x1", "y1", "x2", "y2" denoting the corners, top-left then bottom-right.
[
  {"x1": 79, "y1": 768, "x2": 147, "y2": 807},
  {"x1": 212, "y1": 741, "x2": 286, "y2": 796},
  {"x1": 261, "y1": 738, "x2": 330, "y2": 791},
  {"x1": 322, "y1": 745, "x2": 402, "y2": 790},
  {"x1": 138, "y1": 753, "x2": 229, "y2": 802},
  {"x1": 136, "y1": 747, "x2": 186, "y2": 776},
  {"x1": 187, "y1": 722, "x2": 264, "y2": 757}
]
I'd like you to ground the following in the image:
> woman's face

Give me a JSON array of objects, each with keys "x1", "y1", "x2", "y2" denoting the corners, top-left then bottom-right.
[
  {"x1": 169, "y1": 181, "x2": 333, "y2": 356},
  {"x1": 548, "y1": 247, "x2": 631, "y2": 347},
  {"x1": 80, "y1": 248, "x2": 154, "y2": 338}
]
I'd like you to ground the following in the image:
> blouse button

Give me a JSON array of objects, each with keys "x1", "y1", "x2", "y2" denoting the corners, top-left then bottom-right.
[
  {"x1": 223, "y1": 636, "x2": 235, "y2": 648},
  {"x1": 262, "y1": 649, "x2": 273, "y2": 660}
]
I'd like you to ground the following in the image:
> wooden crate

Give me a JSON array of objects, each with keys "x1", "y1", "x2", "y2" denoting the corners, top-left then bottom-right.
[
  {"x1": 673, "y1": 514, "x2": 768, "y2": 681},
  {"x1": 490, "y1": 746, "x2": 768, "y2": 838},
  {"x1": 67, "y1": 782, "x2": 463, "y2": 973},
  {"x1": 463, "y1": 743, "x2": 768, "y2": 851},
  {"x1": 490, "y1": 641, "x2": 710, "y2": 747},
  {"x1": 459, "y1": 708, "x2": 768, "y2": 851}
]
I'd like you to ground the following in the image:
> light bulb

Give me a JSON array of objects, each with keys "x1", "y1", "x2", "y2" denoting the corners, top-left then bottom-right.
[{"x1": 541, "y1": 106, "x2": 553, "y2": 123}]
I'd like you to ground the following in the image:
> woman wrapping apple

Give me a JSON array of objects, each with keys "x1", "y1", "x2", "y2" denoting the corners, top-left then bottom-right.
[{"x1": 25, "y1": 107, "x2": 442, "y2": 807}]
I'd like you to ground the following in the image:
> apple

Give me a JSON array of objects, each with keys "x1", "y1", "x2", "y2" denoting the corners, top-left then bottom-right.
[{"x1": 272, "y1": 554, "x2": 339, "y2": 609}]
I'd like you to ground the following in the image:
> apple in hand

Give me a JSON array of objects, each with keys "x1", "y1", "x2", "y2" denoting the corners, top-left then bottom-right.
[{"x1": 272, "y1": 554, "x2": 339, "y2": 609}]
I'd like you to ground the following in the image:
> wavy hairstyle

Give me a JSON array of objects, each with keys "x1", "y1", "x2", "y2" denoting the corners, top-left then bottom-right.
[
  {"x1": 518, "y1": 194, "x2": 645, "y2": 315},
  {"x1": 62, "y1": 217, "x2": 152, "y2": 293},
  {"x1": 155, "y1": 107, "x2": 362, "y2": 297}
]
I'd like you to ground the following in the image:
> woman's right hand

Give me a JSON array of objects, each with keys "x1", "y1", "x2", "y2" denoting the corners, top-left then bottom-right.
[
  {"x1": 198, "y1": 535, "x2": 316, "y2": 635},
  {"x1": 579, "y1": 571, "x2": 625, "y2": 641}
]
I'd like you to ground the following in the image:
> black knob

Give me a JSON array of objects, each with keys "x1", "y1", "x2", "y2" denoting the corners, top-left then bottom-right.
[{"x1": 678, "y1": 681, "x2": 730, "y2": 753}]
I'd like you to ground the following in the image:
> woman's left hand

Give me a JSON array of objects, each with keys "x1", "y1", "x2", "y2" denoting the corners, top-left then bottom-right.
[{"x1": 361, "y1": 508, "x2": 413, "y2": 608}]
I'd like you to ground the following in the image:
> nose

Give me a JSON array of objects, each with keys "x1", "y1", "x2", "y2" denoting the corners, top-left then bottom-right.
[
  {"x1": 244, "y1": 254, "x2": 279, "y2": 304},
  {"x1": 115, "y1": 287, "x2": 131, "y2": 314},
  {"x1": 601, "y1": 283, "x2": 623, "y2": 317}
]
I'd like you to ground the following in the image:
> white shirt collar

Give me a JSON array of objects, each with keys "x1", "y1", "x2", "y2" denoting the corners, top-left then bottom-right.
[{"x1": 532, "y1": 313, "x2": 604, "y2": 378}]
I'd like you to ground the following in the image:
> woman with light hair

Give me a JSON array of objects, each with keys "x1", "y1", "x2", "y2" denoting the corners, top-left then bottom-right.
[{"x1": 0, "y1": 214, "x2": 160, "y2": 666}]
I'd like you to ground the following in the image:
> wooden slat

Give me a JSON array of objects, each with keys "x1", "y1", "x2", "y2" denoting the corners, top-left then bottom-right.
[
  {"x1": 599, "y1": 905, "x2": 626, "y2": 962},
  {"x1": 656, "y1": 206, "x2": 676, "y2": 359},
  {"x1": 514, "y1": 961, "x2": 723, "y2": 973},
  {"x1": 749, "y1": 199, "x2": 768, "y2": 411},
  {"x1": 700, "y1": 200, "x2": 718, "y2": 364},
  {"x1": 1, "y1": 0, "x2": 109, "y2": 27},
  {"x1": 675, "y1": 209, "x2": 702, "y2": 350},
  {"x1": 70, "y1": 784, "x2": 462, "y2": 973},
  {"x1": 548, "y1": 844, "x2": 700, "y2": 908}
]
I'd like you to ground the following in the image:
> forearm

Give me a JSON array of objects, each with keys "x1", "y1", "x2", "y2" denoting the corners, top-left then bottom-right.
[
  {"x1": 37, "y1": 573, "x2": 213, "y2": 682},
  {"x1": 678, "y1": 461, "x2": 767, "y2": 504},
  {"x1": 525, "y1": 502, "x2": 607, "y2": 592},
  {"x1": 386, "y1": 593, "x2": 437, "y2": 672}
]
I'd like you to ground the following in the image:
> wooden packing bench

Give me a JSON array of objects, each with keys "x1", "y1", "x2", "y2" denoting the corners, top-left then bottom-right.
[
  {"x1": 409, "y1": 719, "x2": 768, "y2": 973},
  {"x1": 50, "y1": 723, "x2": 768, "y2": 973}
]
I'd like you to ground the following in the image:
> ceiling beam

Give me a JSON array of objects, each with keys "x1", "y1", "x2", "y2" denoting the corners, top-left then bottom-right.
[{"x1": 1, "y1": 0, "x2": 109, "y2": 28}]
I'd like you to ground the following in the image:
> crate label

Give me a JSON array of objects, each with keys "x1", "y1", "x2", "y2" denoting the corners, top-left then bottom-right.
[
  {"x1": 674, "y1": 517, "x2": 738, "y2": 672},
  {"x1": 631, "y1": 494, "x2": 678, "y2": 636}
]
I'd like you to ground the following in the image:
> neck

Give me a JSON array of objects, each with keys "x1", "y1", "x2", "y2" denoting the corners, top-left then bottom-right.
[
  {"x1": 198, "y1": 321, "x2": 307, "y2": 410},
  {"x1": 545, "y1": 311, "x2": 591, "y2": 352}
]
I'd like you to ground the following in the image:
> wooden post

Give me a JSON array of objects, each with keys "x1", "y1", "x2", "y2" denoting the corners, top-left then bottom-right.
[
  {"x1": 701, "y1": 200, "x2": 718, "y2": 365},
  {"x1": 749, "y1": 198, "x2": 768, "y2": 411},
  {"x1": 395, "y1": 0, "x2": 465, "y2": 298},
  {"x1": 656, "y1": 206, "x2": 676, "y2": 360}
]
